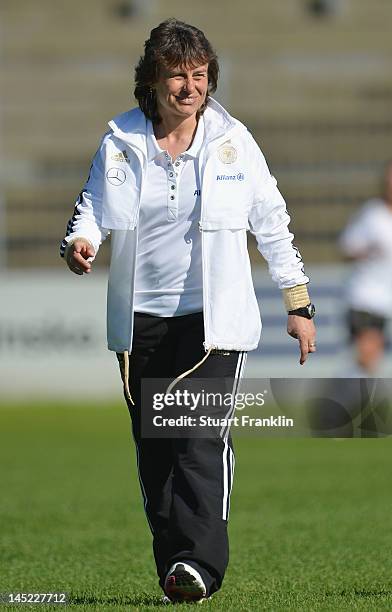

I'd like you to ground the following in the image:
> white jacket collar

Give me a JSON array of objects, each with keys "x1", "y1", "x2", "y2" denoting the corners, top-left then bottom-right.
[
  {"x1": 107, "y1": 97, "x2": 244, "y2": 151},
  {"x1": 202, "y1": 97, "x2": 242, "y2": 141},
  {"x1": 108, "y1": 107, "x2": 148, "y2": 153}
]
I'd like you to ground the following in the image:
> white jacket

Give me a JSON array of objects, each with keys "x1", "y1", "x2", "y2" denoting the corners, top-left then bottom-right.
[{"x1": 61, "y1": 98, "x2": 309, "y2": 353}]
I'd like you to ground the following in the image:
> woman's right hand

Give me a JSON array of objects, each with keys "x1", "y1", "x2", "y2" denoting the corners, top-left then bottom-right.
[{"x1": 65, "y1": 238, "x2": 95, "y2": 275}]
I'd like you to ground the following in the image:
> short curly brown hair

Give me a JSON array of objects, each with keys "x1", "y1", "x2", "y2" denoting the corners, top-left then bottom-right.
[{"x1": 134, "y1": 18, "x2": 219, "y2": 123}]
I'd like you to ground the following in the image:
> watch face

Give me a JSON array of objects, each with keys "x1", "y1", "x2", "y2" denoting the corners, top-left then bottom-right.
[{"x1": 308, "y1": 303, "x2": 316, "y2": 317}]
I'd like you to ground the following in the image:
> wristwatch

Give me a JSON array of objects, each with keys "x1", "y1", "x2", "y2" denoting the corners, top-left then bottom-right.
[{"x1": 288, "y1": 303, "x2": 316, "y2": 319}]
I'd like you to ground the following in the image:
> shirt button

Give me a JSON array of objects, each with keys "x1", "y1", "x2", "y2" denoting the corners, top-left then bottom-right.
[
  {"x1": 171, "y1": 185, "x2": 175, "y2": 190},
  {"x1": 175, "y1": 162, "x2": 180, "y2": 167},
  {"x1": 170, "y1": 195, "x2": 175, "y2": 200},
  {"x1": 169, "y1": 172, "x2": 174, "y2": 177}
]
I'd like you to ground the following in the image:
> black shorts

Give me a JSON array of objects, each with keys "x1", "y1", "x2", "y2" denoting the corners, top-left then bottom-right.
[{"x1": 347, "y1": 308, "x2": 387, "y2": 340}]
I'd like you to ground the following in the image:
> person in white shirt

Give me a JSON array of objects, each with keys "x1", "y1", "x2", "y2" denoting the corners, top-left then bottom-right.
[
  {"x1": 61, "y1": 18, "x2": 316, "y2": 604},
  {"x1": 339, "y1": 161, "x2": 392, "y2": 376}
]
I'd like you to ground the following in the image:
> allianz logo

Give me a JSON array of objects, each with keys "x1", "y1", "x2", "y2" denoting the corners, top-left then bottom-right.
[{"x1": 216, "y1": 173, "x2": 245, "y2": 181}]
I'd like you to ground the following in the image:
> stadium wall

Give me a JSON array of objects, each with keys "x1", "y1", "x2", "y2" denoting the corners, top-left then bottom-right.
[{"x1": 1, "y1": 266, "x2": 391, "y2": 401}]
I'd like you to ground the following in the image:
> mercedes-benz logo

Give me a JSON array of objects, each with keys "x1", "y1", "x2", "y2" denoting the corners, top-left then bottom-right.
[{"x1": 106, "y1": 167, "x2": 126, "y2": 186}]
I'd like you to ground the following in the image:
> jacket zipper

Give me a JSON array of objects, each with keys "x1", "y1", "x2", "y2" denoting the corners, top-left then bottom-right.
[
  {"x1": 198, "y1": 145, "x2": 212, "y2": 352},
  {"x1": 127, "y1": 145, "x2": 145, "y2": 351},
  {"x1": 198, "y1": 131, "x2": 236, "y2": 352},
  {"x1": 129, "y1": 145, "x2": 146, "y2": 229}
]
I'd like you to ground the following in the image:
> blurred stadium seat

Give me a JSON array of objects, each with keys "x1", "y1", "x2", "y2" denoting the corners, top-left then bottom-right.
[{"x1": 1, "y1": 0, "x2": 392, "y2": 268}]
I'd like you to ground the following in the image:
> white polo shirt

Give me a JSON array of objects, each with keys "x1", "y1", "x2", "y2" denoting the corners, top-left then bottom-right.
[
  {"x1": 340, "y1": 198, "x2": 392, "y2": 317},
  {"x1": 134, "y1": 117, "x2": 204, "y2": 316}
]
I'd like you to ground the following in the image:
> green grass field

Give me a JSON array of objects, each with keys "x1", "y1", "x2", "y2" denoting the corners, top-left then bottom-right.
[{"x1": 0, "y1": 403, "x2": 391, "y2": 611}]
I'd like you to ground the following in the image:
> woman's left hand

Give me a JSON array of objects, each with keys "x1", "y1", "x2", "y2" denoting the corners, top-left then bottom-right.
[{"x1": 287, "y1": 316, "x2": 316, "y2": 365}]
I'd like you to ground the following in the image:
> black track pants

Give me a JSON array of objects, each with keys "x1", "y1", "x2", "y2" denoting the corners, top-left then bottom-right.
[{"x1": 117, "y1": 311, "x2": 247, "y2": 596}]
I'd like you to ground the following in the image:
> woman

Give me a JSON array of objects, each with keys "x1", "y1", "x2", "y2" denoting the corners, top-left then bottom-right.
[
  {"x1": 339, "y1": 161, "x2": 392, "y2": 376},
  {"x1": 61, "y1": 18, "x2": 316, "y2": 603}
]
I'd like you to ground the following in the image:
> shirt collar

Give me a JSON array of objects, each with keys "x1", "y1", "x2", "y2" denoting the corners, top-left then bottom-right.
[{"x1": 146, "y1": 116, "x2": 205, "y2": 162}]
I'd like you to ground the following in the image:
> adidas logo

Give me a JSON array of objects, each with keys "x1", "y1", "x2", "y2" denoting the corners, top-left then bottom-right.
[{"x1": 111, "y1": 150, "x2": 129, "y2": 162}]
